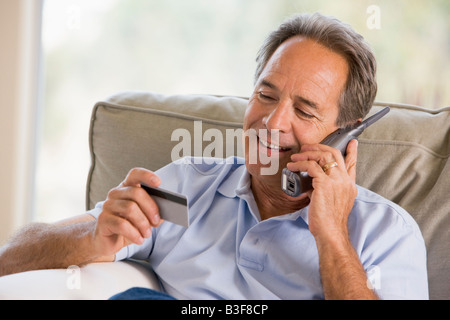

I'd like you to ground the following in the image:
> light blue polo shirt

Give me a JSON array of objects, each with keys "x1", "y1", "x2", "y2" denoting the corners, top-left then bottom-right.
[{"x1": 89, "y1": 157, "x2": 428, "y2": 299}]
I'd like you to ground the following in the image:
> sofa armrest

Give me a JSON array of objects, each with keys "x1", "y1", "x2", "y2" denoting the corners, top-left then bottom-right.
[{"x1": 0, "y1": 260, "x2": 160, "y2": 300}]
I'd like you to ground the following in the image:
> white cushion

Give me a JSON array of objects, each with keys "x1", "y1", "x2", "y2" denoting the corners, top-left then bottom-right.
[{"x1": 0, "y1": 261, "x2": 160, "y2": 300}]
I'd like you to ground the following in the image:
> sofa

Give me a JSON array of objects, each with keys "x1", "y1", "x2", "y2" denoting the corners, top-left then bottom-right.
[{"x1": 0, "y1": 91, "x2": 448, "y2": 299}]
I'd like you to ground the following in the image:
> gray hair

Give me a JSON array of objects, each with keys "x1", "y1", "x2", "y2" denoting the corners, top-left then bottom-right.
[{"x1": 255, "y1": 13, "x2": 377, "y2": 127}]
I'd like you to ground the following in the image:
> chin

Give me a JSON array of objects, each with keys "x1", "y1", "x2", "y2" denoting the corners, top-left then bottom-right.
[{"x1": 244, "y1": 152, "x2": 289, "y2": 180}]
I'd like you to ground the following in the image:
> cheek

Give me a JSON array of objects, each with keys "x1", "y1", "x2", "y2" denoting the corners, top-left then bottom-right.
[
  {"x1": 292, "y1": 119, "x2": 339, "y2": 146},
  {"x1": 288, "y1": 117, "x2": 319, "y2": 146},
  {"x1": 243, "y1": 98, "x2": 263, "y2": 131}
]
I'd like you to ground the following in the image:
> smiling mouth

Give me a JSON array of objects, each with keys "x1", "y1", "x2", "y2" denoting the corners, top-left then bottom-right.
[{"x1": 259, "y1": 137, "x2": 291, "y2": 152}]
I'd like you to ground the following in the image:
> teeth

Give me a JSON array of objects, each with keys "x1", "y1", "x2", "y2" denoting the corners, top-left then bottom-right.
[{"x1": 260, "y1": 138, "x2": 288, "y2": 151}]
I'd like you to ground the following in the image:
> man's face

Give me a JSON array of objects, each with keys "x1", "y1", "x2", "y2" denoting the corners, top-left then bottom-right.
[{"x1": 243, "y1": 36, "x2": 349, "y2": 179}]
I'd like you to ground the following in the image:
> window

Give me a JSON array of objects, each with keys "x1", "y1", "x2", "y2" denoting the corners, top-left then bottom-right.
[{"x1": 36, "y1": 0, "x2": 449, "y2": 222}]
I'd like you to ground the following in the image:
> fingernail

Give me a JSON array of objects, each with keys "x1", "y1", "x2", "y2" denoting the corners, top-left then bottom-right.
[
  {"x1": 153, "y1": 214, "x2": 160, "y2": 225},
  {"x1": 150, "y1": 176, "x2": 161, "y2": 186}
]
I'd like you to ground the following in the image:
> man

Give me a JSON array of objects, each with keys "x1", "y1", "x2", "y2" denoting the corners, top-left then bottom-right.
[{"x1": 0, "y1": 13, "x2": 428, "y2": 299}]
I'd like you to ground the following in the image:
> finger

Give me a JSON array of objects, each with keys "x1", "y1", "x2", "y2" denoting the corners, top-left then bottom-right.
[
  {"x1": 105, "y1": 199, "x2": 153, "y2": 238},
  {"x1": 290, "y1": 149, "x2": 337, "y2": 168},
  {"x1": 345, "y1": 139, "x2": 358, "y2": 181},
  {"x1": 296, "y1": 144, "x2": 346, "y2": 168},
  {"x1": 107, "y1": 186, "x2": 161, "y2": 226},
  {"x1": 286, "y1": 160, "x2": 324, "y2": 178},
  {"x1": 121, "y1": 168, "x2": 161, "y2": 188},
  {"x1": 98, "y1": 211, "x2": 145, "y2": 245}
]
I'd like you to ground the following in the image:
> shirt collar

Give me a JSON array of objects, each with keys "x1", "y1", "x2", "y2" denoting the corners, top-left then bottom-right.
[
  {"x1": 217, "y1": 161, "x2": 309, "y2": 226},
  {"x1": 216, "y1": 162, "x2": 248, "y2": 198}
]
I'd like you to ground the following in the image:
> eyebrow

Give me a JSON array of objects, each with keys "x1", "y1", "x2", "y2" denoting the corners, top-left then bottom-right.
[
  {"x1": 260, "y1": 79, "x2": 277, "y2": 90},
  {"x1": 259, "y1": 79, "x2": 319, "y2": 110}
]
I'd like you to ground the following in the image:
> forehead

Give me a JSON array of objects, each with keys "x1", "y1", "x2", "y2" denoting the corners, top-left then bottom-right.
[{"x1": 259, "y1": 36, "x2": 349, "y2": 98}]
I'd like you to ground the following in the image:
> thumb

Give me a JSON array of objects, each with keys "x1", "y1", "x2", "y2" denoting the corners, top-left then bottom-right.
[
  {"x1": 345, "y1": 139, "x2": 358, "y2": 181},
  {"x1": 121, "y1": 167, "x2": 161, "y2": 188}
]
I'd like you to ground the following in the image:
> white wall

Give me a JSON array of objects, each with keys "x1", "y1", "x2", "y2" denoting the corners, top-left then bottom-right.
[{"x1": 0, "y1": 0, "x2": 43, "y2": 244}]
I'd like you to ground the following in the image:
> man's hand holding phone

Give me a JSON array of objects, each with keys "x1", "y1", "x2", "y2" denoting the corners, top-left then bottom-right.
[
  {"x1": 286, "y1": 140, "x2": 358, "y2": 240},
  {"x1": 287, "y1": 140, "x2": 378, "y2": 300}
]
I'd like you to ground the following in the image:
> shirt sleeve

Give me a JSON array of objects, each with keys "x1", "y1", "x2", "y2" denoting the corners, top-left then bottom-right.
[{"x1": 350, "y1": 190, "x2": 429, "y2": 300}]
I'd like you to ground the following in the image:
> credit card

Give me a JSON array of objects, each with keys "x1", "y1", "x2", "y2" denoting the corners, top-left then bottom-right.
[{"x1": 141, "y1": 183, "x2": 189, "y2": 228}]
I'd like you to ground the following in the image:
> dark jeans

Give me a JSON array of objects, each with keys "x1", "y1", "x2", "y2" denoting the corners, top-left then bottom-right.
[{"x1": 109, "y1": 287, "x2": 176, "y2": 300}]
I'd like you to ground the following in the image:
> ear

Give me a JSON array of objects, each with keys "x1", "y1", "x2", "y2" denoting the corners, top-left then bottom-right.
[
  {"x1": 337, "y1": 118, "x2": 362, "y2": 129},
  {"x1": 348, "y1": 118, "x2": 363, "y2": 127}
]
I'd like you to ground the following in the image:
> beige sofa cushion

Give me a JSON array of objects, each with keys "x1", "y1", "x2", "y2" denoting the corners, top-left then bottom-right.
[{"x1": 86, "y1": 91, "x2": 449, "y2": 299}]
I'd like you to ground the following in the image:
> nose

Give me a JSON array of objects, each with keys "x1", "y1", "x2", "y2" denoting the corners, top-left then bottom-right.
[{"x1": 263, "y1": 101, "x2": 292, "y2": 133}]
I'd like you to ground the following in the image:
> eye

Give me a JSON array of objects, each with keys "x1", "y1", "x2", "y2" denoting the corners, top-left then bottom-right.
[
  {"x1": 257, "y1": 92, "x2": 275, "y2": 102},
  {"x1": 295, "y1": 108, "x2": 314, "y2": 119}
]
